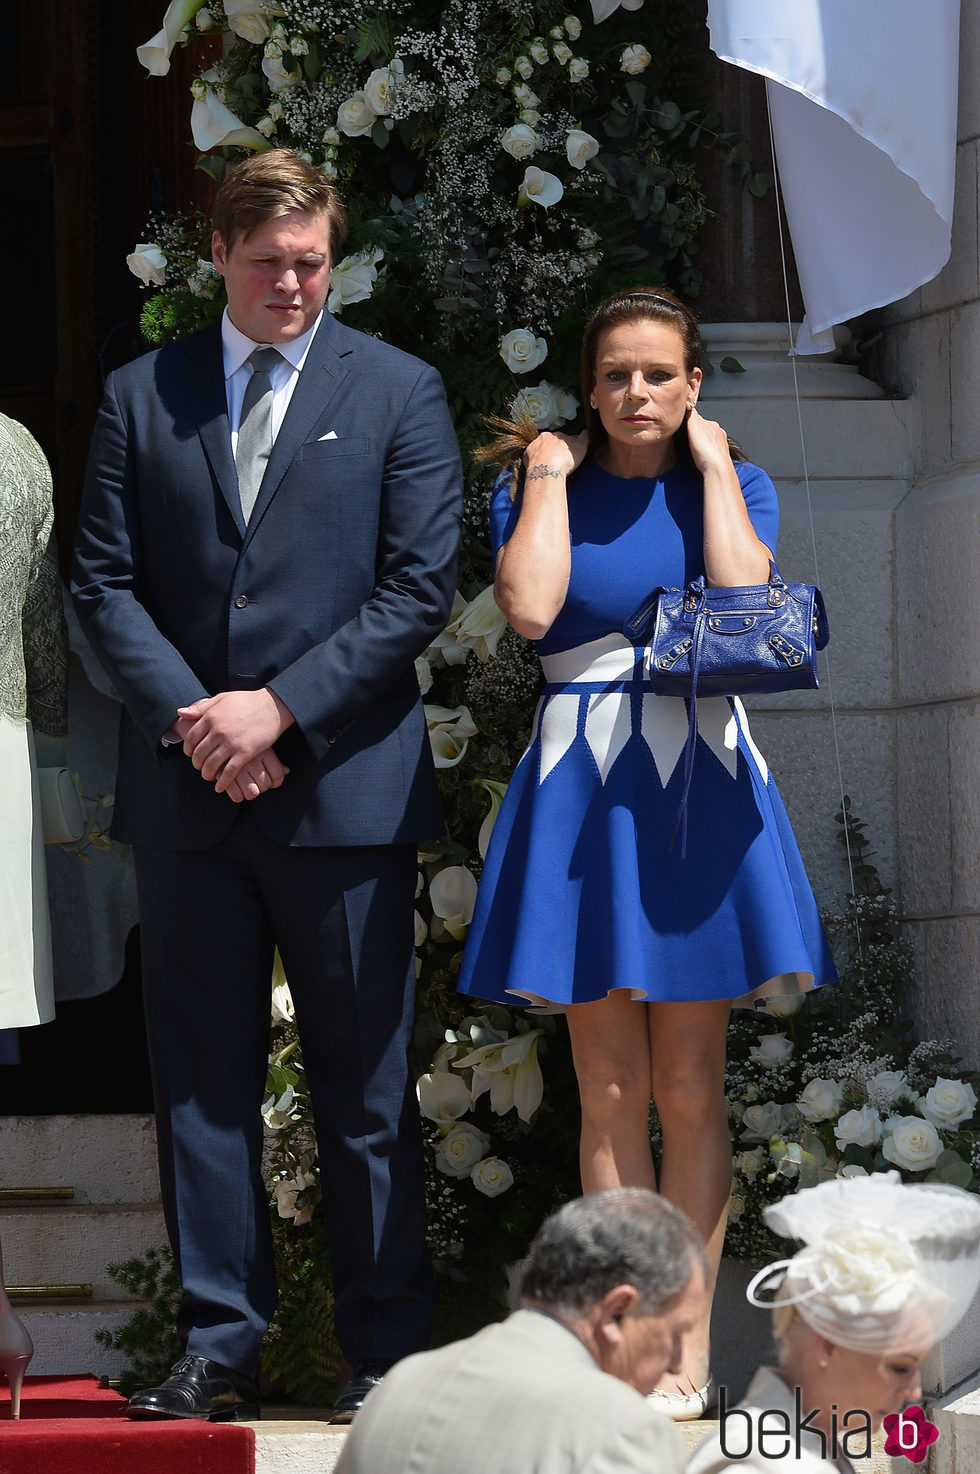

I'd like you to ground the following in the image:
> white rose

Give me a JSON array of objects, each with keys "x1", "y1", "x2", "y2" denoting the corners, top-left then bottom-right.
[
  {"x1": 798, "y1": 1077, "x2": 844, "y2": 1123},
  {"x1": 740, "y1": 1101, "x2": 784, "y2": 1142},
  {"x1": 256, "y1": 115, "x2": 276, "y2": 138},
  {"x1": 273, "y1": 1170, "x2": 317, "y2": 1225},
  {"x1": 735, "y1": 1146, "x2": 766, "y2": 1179},
  {"x1": 512, "y1": 83, "x2": 541, "y2": 109},
  {"x1": 500, "y1": 124, "x2": 539, "y2": 161},
  {"x1": 519, "y1": 166, "x2": 563, "y2": 209},
  {"x1": 195, "y1": 7, "x2": 216, "y2": 31},
  {"x1": 322, "y1": 125, "x2": 340, "y2": 147},
  {"x1": 434, "y1": 1122, "x2": 490, "y2": 1178},
  {"x1": 224, "y1": 0, "x2": 271, "y2": 44},
  {"x1": 363, "y1": 62, "x2": 402, "y2": 116},
  {"x1": 471, "y1": 1156, "x2": 515, "y2": 1197},
  {"x1": 865, "y1": 1070, "x2": 910, "y2": 1109},
  {"x1": 564, "y1": 15, "x2": 583, "y2": 39},
  {"x1": 568, "y1": 57, "x2": 589, "y2": 82},
  {"x1": 428, "y1": 864, "x2": 478, "y2": 940},
  {"x1": 620, "y1": 44, "x2": 652, "y2": 74},
  {"x1": 337, "y1": 92, "x2": 376, "y2": 138},
  {"x1": 921, "y1": 1077, "x2": 979, "y2": 1130},
  {"x1": 327, "y1": 247, "x2": 384, "y2": 313},
  {"x1": 417, "y1": 1070, "x2": 472, "y2": 1123},
  {"x1": 553, "y1": 41, "x2": 573, "y2": 63},
  {"x1": 882, "y1": 1115, "x2": 943, "y2": 1172},
  {"x1": 262, "y1": 52, "x2": 300, "y2": 93},
  {"x1": 519, "y1": 109, "x2": 542, "y2": 127},
  {"x1": 126, "y1": 243, "x2": 167, "y2": 286},
  {"x1": 496, "y1": 67, "x2": 512, "y2": 85},
  {"x1": 728, "y1": 1195, "x2": 745, "y2": 1220},
  {"x1": 529, "y1": 40, "x2": 549, "y2": 65},
  {"x1": 749, "y1": 1033, "x2": 794, "y2": 1069},
  {"x1": 514, "y1": 56, "x2": 534, "y2": 80},
  {"x1": 499, "y1": 327, "x2": 548, "y2": 373},
  {"x1": 565, "y1": 128, "x2": 599, "y2": 170},
  {"x1": 833, "y1": 1105, "x2": 882, "y2": 1150},
  {"x1": 554, "y1": 387, "x2": 580, "y2": 421},
  {"x1": 512, "y1": 381, "x2": 560, "y2": 429}
]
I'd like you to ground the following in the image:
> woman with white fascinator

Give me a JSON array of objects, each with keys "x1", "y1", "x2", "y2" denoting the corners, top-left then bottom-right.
[{"x1": 688, "y1": 1172, "x2": 980, "y2": 1473}]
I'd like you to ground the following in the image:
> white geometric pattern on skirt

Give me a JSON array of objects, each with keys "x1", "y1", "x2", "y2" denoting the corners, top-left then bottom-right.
[{"x1": 535, "y1": 633, "x2": 769, "y2": 789}]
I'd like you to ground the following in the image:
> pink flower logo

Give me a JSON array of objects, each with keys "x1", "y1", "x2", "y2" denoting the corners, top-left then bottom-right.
[{"x1": 882, "y1": 1405, "x2": 940, "y2": 1463}]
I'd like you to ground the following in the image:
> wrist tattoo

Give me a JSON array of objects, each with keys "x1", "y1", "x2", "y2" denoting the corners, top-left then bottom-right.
[{"x1": 526, "y1": 463, "x2": 564, "y2": 483}]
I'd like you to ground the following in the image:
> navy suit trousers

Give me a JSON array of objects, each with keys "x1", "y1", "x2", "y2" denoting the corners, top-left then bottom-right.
[{"x1": 133, "y1": 814, "x2": 433, "y2": 1376}]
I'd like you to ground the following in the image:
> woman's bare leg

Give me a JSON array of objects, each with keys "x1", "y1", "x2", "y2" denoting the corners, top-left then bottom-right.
[
  {"x1": 647, "y1": 997, "x2": 732, "y2": 1394},
  {"x1": 564, "y1": 991, "x2": 656, "y2": 1191}
]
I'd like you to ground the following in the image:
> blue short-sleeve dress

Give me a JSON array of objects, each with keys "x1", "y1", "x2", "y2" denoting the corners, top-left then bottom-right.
[{"x1": 456, "y1": 457, "x2": 837, "y2": 1013}]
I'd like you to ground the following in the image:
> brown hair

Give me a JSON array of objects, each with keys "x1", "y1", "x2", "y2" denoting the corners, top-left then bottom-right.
[
  {"x1": 212, "y1": 149, "x2": 349, "y2": 254},
  {"x1": 580, "y1": 287, "x2": 702, "y2": 458}
]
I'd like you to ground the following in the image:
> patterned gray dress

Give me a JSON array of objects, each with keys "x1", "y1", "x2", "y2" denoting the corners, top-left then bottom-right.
[{"x1": 0, "y1": 413, "x2": 68, "y2": 1025}]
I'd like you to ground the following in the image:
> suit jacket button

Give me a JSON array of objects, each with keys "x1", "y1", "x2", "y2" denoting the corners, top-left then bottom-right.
[{"x1": 234, "y1": 594, "x2": 248, "y2": 609}]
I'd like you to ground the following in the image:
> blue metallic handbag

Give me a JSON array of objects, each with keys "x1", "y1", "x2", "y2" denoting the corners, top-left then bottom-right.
[{"x1": 623, "y1": 562, "x2": 829, "y2": 854}]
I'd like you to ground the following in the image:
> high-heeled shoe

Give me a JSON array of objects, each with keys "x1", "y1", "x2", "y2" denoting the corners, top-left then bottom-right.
[
  {"x1": 648, "y1": 1372, "x2": 716, "y2": 1422},
  {"x1": 0, "y1": 1310, "x2": 34, "y2": 1419}
]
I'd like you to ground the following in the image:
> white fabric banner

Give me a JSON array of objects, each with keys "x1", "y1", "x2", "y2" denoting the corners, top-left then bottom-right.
[{"x1": 707, "y1": 0, "x2": 961, "y2": 351}]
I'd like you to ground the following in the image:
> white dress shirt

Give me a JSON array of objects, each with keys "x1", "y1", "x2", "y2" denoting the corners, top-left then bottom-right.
[{"x1": 221, "y1": 307, "x2": 323, "y2": 454}]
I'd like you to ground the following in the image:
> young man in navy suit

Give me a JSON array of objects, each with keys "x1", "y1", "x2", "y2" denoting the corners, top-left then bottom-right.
[{"x1": 72, "y1": 151, "x2": 462, "y2": 1422}]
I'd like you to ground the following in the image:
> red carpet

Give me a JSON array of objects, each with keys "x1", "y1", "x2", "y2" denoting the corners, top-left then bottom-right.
[{"x1": 0, "y1": 1376, "x2": 254, "y2": 1474}]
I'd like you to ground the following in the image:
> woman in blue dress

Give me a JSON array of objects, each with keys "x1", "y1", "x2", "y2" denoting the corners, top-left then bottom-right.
[{"x1": 457, "y1": 288, "x2": 836, "y2": 1417}]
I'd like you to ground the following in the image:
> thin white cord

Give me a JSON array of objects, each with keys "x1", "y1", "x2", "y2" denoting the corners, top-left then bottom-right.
[{"x1": 764, "y1": 80, "x2": 861, "y2": 939}]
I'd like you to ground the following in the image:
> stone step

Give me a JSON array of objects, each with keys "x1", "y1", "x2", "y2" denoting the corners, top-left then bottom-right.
[
  {"x1": 20, "y1": 1301, "x2": 155, "y2": 1378},
  {"x1": 0, "y1": 1113, "x2": 158, "y2": 1204},
  {"x1": 243, "y1": 1410, "x2": 905, "y2": 1474},
  {"x1": 0, "y1": 1203, "x2": 167, "y2": 1298}
]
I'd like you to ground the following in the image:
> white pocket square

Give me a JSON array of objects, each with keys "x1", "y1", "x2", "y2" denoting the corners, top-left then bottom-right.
[{"x1": 317, "y1": 431, "x2": 338, "y2": 441}]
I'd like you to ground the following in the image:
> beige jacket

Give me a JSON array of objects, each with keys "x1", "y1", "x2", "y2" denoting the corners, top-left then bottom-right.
[{"x1": 334, "y1": 1307, "x2": 684, "y2": 1474}]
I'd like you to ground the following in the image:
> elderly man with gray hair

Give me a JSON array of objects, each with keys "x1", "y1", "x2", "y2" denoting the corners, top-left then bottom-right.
[{"x1": 334, "y1": 1187, "x2": 706, "y2": 1474}]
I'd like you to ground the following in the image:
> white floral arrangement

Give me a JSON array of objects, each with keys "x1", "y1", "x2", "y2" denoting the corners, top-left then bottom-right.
[{"x1": 721, "y1": 843, "x2": 980, "y2": 1261}]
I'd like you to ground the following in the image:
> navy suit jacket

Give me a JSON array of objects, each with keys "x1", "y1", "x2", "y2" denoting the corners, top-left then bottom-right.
[{"x1": 72, "y1": 311, "x2": 462, "y2": 850}]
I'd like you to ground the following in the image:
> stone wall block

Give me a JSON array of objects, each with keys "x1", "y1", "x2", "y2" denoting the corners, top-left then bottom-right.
[
  {"x1": 749, "y1": 709, "x2": 896, "y2": 905},
  {"x1": 896, "y1": 705, "x2": 953, "y2": 917},
  {"x1": 920, "y1": 140, "x2": 980, "y2": 316},
  {"x1": 714, "y1": 399, "x2": 917, "y2": 481},
  {"x1": 909, "y1": 917, "x2": 980, "y2": 1066},
  {"x1": 949, "y1": 699, "x2": 980, "y2": 913},
  {"x1": 895, "y1": 471, "x2": 980, "y2": 701},
  {"x1": 950, "y1": 301, "x2": 980, "y2": 463},
  {"x1": 958, "y1": 0, "x2": 980, "y2": 141}
]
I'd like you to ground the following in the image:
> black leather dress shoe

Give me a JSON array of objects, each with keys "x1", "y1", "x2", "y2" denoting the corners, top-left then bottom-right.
[
  {"x1": 328, "y1": 1358, "x2": 394, "y2": 1423},
  {"x1": 126, "y1": 1355, "x2": 260, "y2": 1421}
]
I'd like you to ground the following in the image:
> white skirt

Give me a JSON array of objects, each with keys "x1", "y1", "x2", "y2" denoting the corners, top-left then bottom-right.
[{"x1": 0, "y1": 718, "x2": 55, "y2": 1027}]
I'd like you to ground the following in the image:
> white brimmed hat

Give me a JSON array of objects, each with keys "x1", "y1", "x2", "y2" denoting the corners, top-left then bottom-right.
[{"x1": 746, "y1": 1172, "x2": 980, "y2": 1353}]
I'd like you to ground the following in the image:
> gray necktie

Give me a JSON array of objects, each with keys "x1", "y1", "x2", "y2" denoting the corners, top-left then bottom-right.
[{"x1": 236, "y1": 347, "x2": 281, "y2": 521}]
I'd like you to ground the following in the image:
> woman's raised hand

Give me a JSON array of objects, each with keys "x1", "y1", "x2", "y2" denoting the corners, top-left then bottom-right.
[
  {"x1": 522, "y1": 429, "x2": 589, "y2": 483},
  {"x1": 685, "y1": 406, "x2": 733, "y2": 476}
]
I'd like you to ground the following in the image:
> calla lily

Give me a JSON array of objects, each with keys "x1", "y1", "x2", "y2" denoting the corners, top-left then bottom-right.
[
  {"x1": 424, "y1": 704, "x2": 478, "y2": 769},
  {"x1": 137, "y1": 0, "x2": 203, "y2": 76},
  {"x1": 449, "y1": 584, "x2": 508, "y2": 662},
  {"x1": 417, "y1": 1070, "x2": 473, "y2": 1123},
  {"x1": 519, "y1": 166, "x2": 563, "y2": 209},
  {"x1": 428, "y1": 865, "x2": 478, "y2": 940},
  {"x1": 425, "y1": 592, "x2": 468, "y2": 666},
  {"x1": 455, "y1": 1030, "x2": 544, "y2": 1122},
  {"x1": 477, "y1": 779, "x2": 508, "y2": 859},
  {"x1": 191, "y1": 71, "x2": 270, "y2": 152}
]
